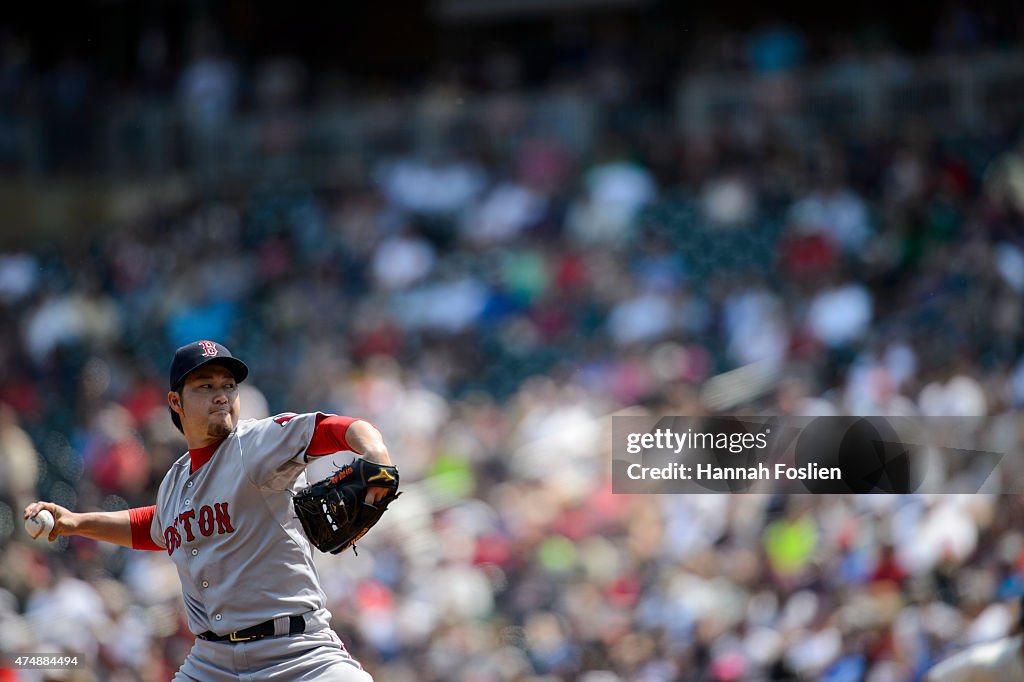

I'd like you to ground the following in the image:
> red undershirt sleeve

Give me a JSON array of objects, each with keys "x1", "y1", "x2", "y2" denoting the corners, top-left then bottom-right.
[
  {"x1": 306, "y1": 415, "x2": 367, "y2": 456},
  {"x1": 129, "y1": 505, "x2": 163, "y2": 551}
]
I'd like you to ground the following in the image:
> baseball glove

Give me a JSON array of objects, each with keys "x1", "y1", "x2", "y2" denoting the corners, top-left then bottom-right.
[{"x1": 293, "y1": 458, "x2": 401, "y2": 555}]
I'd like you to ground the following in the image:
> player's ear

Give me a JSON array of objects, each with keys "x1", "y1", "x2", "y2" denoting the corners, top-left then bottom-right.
[{"x1": 168, "y1": 390, "x2": 183, "y2": 414}]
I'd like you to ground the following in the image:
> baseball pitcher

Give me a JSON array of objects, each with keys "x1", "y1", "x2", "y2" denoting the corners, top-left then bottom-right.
[{"x1": 24, "y1": 340, "x2": 400, "y2": 681}]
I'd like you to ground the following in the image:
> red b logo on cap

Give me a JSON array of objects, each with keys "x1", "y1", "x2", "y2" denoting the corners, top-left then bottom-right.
[{"x1": 198, "y1": 341, "x2": 219, "y2": 357}]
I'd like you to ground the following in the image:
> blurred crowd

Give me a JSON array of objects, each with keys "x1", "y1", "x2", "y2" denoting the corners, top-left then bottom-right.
[
  {"x1": 4, "y1": 7, "x2": 1024, "y2": 682},
  {"x1": 3, "y1": 2, "x2": 1024, "y2": 176}
]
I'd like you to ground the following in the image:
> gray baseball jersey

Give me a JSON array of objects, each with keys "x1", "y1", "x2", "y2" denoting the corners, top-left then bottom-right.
[{"x1": 149, "y1": 412, "x2": 333, "y2": 635}]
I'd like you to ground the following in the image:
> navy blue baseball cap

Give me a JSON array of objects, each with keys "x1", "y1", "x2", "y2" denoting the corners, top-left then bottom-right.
[{"x1": 169, "y1": 340, "x2": 249, "y2": 390}]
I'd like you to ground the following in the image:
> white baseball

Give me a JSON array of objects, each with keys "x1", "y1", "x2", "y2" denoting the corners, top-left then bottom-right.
[{"x1": 25, "y1": 509, "x2": 55, "y2": 541}]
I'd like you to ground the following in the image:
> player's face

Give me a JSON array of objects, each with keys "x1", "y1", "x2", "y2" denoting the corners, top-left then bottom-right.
[{"x1": 169, "y1": 365, "x2": 241, "y2": 446}]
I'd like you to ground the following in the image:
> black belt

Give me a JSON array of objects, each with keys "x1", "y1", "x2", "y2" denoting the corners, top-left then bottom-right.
[{"x1": 197, "y1": 615, "x2": 306, "y2": 643}]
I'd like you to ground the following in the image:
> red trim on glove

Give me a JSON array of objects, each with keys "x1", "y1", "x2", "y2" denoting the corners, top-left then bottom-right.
[
  {"x1": 129, "y1": 505, "x2": 163, "y2": 551},
  {"x1": 307, "y1": 415, "x2": 367, "y2": 456}
]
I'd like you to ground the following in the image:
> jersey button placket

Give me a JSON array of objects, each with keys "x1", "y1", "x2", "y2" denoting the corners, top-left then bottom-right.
[
  {"x1": 202, "y1": 580, "x2": 209, "y2": 588},
  {"x1": 191, "y1": 548, "x2": 198, "y2": 556}
]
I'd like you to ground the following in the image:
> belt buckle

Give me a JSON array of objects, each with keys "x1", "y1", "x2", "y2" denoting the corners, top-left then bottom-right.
[{"x1": 229, "y1": 631, "x2": 257, "y2": 642}]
